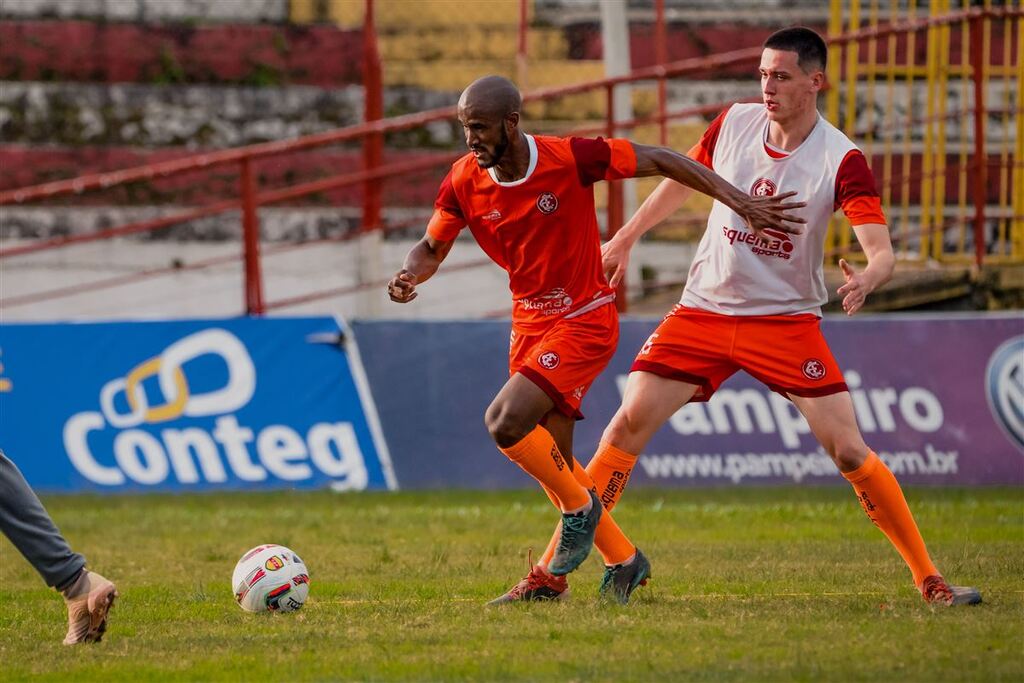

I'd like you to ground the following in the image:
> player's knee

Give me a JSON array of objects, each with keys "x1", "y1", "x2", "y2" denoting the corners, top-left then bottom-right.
[
  {"x1": 601, "y1": 406, "x2": 649, "y2": 452},
  {"x1": 828, "y1": 439, "x2": 869, "y2": 471},
  {"x1": 484, "y1": 404, "x2": 532, "y2": 448}
]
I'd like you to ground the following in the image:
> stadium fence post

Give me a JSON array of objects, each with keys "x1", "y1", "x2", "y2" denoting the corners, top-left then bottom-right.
[
  {"x1": 240, "y1": 157, "x2": 265, "y2": 315},
  {"x1": 362, "y1": 0, "x2": 383, "y2": 233},
  {"x1": 970, "y1": 11, "x2": 988, "y2": 268}
]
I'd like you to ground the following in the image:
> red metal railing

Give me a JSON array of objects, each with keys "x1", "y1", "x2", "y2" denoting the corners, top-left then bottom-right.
[{"x1": 1, "y1": 5, "x2": 1018, "y2": 316}]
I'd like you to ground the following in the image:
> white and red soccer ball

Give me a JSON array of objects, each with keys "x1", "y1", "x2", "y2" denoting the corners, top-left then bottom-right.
[{"x1": 232, "y1": 544, "x2": 310, "y2": 613}]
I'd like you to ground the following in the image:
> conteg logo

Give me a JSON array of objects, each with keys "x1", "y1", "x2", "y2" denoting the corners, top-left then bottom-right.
[
  {"x1": 985, "y1": 336, "x2": 1024, "y2": 452},
  {"x1": 62, "y1": 328, "x2": 369, "y2": 489},
  {"x1": 98, "y1": 328, "x2": 255, "y2": 428}
]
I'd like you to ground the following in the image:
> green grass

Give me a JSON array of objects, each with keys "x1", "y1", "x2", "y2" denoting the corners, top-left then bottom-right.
[{"x1": 1, "y1": 487, "x2": 1022, "y2": 682}]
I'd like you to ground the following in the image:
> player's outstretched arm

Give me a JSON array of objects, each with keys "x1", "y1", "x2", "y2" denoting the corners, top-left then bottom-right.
[
  {"x1": 603, "y1": 179, "x2": 696, "y2": 287},
  {"x1": 387, "y1": 234, "x2": 455, "y2": 304},
  {"x1": 837, "y1": 222, "x2": 894, "y2": 316},
  {"x1": 630, "y1": 142, "x2": 806, "y2": 239}
]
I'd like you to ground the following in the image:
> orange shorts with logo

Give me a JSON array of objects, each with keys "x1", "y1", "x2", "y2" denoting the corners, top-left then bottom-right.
[
  {"x1": 511, "y1": 302, "x2": 619, "y2": 419},
  {"x1": 631, "y1": 305, "x2": 847, "y2": 401}
]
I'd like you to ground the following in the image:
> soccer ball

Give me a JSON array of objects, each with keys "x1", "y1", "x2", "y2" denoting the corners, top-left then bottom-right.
[{"x1": 232, "y1": 544, "x2": 310, "y2": 613}]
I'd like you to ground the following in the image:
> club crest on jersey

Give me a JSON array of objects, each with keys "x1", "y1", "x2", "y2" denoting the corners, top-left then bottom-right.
[
  {"x1": 801, "y1": 358, "x2": 827, "y2": 381},
  {"x1": 536, "y1": 192, "x2": 559, "y2": 214},
  {"x1": 538, "y1": 351, "x2": 560, "y2": 370},
  {"x1": 750, "y1": 177, "x2": 777, "y2": 196}
]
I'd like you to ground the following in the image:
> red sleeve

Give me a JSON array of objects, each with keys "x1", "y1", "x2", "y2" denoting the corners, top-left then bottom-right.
[
  {"x1": 427, "y1": 170, "x2": 465, "y2": 241},
  {"x1": 568, "y1": 137, "x2": 638, "y2": 186},
  {"x1": 686, "y1": 107, "x2": 730, "y2": 170},
  {"x1": 835, "y1": 150, "x2": 887, "y2": 225}
]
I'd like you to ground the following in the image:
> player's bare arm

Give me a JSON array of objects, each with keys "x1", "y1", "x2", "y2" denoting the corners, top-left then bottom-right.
[
  {"x1": 630, "y1": 142, "x2": 807, "y2": 238},
  {"x1": 602, "y1": 178, "x2": 697, "y2": 287},
  {"x1": 836, "y1": 222, "x2": 894, "y2": 315},
  {"x1": 387, "y1": 235, "x2": 456, "y2": 303}
]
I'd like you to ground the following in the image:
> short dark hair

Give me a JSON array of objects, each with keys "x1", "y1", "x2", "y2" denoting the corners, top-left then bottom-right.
[{"x1": 763, "y1": 27, "x2": 828, "y2": 72}]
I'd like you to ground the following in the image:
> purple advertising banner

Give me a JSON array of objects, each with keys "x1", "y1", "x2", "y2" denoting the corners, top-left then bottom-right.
[
  {"x1": 622, "y1": 312, "x2": 1024, "y2": 487},
  {"x1": 354, "y1": 312, "x2": 1024, "y2": 488}
]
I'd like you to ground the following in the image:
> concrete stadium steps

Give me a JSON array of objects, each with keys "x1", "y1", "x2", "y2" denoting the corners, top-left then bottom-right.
[
  {"x1": 0, "y1": 205, "x2": 432, "y2": 243},
  {"x1": 563, "y1": 22, "x2": 785, "y2": 74},
  {"x1": 294, "y1": 0, "x2": 532, "y2": 29},
  {"x1": 384, "y1": 58, "x2": 605, "y2": 92},
  {"x1": 0, "y1": 20, "x2": 362, "y2": 86},
  {"x1": 0, "y1": 0, "x2": 288, "y2": 23},
  {"x1": 379, "y1": 26, "x2": 567, "y2": 62},
  {"x1": 0, "y1": 146, "x2": 452, "y2": 209},
  {"x1": 0, "y1": 81, "x2": 463, "y2": 148}
]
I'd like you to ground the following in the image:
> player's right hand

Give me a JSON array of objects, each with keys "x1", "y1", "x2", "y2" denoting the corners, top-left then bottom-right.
[
  {"x1": 741, "y1": 190, "x2": 807, "y2": 241},
  {"x1": 387, "y1": 270, "x2": 418, "y2": 303},
  {"x1": 601, "y1": 236, "x2": 632, "y2": 288}
]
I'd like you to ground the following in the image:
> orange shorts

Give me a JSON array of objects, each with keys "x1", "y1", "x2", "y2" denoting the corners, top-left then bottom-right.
[
  {"x1": 631, "y1": 305, "x2": 848, "y2": 401},
  {"x1": 511, "y1": 303, "x2": 619, "y2": 419}
]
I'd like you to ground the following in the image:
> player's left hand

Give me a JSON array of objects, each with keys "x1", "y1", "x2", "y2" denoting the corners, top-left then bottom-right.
[
  {"x1": 740, "y1": 190, "x2": 807, "y2": 241},
  {"x1": 836, "y1": 258, "x2": 869, "y2": 316}
]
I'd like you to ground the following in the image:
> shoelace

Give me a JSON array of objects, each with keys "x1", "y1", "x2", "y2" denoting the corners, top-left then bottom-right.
[
  {"x1": 507, "y1": 549, "x2": 545, "y2": 598},
  {"x1": 556, "y1": 513, "x2": 589, "y2": 552}
]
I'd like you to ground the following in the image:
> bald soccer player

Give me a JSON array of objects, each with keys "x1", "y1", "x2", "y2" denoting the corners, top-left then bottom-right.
[{"x1": 387, "y1": 76, "x2": 805, "y2": 604}]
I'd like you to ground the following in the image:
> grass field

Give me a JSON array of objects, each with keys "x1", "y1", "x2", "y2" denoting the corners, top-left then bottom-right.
[{"x1": 1, "y1": 487, "x2": 1021, "y2": 682}]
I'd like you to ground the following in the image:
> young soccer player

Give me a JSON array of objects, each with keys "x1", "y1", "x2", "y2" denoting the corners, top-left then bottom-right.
[
  {"x1": 0, "y1": 449, "x2": 118, "y2": 643},
  {"x1": 546, "y1": 27, "x2": 981, "y2": 606},
  {"x1": 387, "y1": 76, "x2": 804, "y2": 604}
]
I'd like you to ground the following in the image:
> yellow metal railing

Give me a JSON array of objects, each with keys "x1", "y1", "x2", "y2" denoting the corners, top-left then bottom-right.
[{"x1": 826, "y1": 0, "x2": 1021, "y2": 265}]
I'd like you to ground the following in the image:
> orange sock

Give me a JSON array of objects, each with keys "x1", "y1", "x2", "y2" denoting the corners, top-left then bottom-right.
[
  {"x1": 500, "y1": 427, "x2": 590, "y2": 512},
  {"x1": 842, "y1": 450, "x2": 939, "y2": 587},
  {"x1": 540, "y1": 445, "x2": 639, "y2": 567},
  {"x1": 586, "y1": 441, "x2": 638, "y2": 511}
]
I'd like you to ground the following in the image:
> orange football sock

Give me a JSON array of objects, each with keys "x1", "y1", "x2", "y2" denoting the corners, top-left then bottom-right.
[
  {"x1": 500, "y1": 427, "x2": 590, "y2": 512},
  {"x1": 586, "y1": 441, "x2": 638, "y2": 511},
  {"x1": 842, "y1": 450, "x2": 939, "y2": 587},
  {"x1": 539, "y1": 448, "x2": 638, "y2": 568}
]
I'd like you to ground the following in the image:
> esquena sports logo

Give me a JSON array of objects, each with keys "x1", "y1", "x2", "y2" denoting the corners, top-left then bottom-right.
[
  {"x1": 985, "y1": 336, "x2": 1024, "y2": 452},
  {"x1": 62, "y1": 328, "x2": 370, "y2": 489},
  {"x1": 722, "y1": 226, "x2": 794, "y2": 259}
]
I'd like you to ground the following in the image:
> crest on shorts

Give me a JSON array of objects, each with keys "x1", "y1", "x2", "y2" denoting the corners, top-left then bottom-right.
[
  {"x1": 750, "y1": 177, "x2": 777, "y2": 197},
  {"x1": 536, "y1": 192, "x2": 559, "y2": 214},
  {"x1": 801, "y1": 358, "x2": 827, "y2": 381},
  {"x1": 538, "y1": 351, "x2": 560, "y2": 370}
]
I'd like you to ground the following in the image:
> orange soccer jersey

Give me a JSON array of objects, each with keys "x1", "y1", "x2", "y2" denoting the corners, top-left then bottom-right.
[{"x1": 427, "y1": 134, "x2": 637, "y2": 333}]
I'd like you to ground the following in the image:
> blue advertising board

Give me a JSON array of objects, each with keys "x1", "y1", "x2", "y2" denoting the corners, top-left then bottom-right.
[{"x1": 0, "y1": 317, "x2": 395, "y2": 493}]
